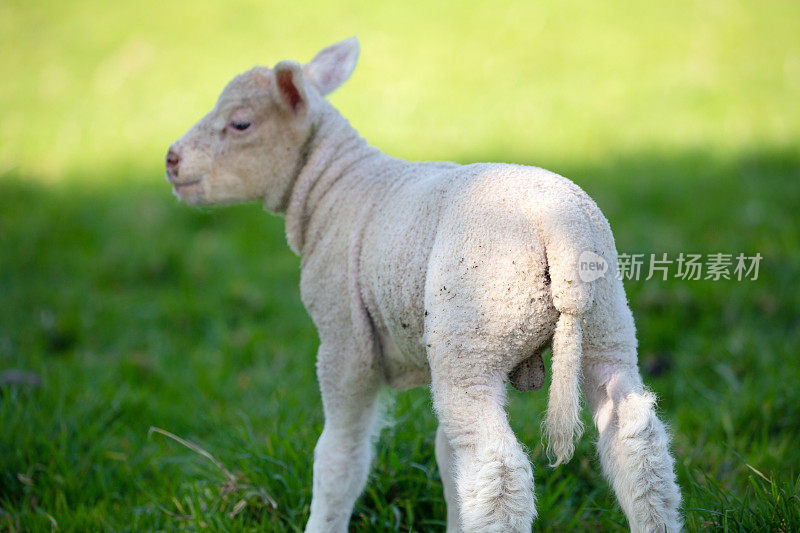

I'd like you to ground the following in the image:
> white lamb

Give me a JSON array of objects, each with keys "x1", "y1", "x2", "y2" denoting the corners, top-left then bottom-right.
[{"x1": 165, "y1": 37, "x2": 682, "y2": 532}]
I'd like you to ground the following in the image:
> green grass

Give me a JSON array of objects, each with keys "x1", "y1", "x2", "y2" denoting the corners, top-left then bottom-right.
[{"x1": 1, "y1": 0, "x2": 799, "y2": 530}]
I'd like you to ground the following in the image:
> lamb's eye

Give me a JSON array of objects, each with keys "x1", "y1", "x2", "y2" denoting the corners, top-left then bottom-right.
[{"x1": 230, "y1": 120, "x2": 252, "y2": 131}]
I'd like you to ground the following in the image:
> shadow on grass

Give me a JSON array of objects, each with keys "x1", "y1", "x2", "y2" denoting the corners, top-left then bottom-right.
[{"x1": 0, "y1": 147, "x2": 798, "y2": 530}]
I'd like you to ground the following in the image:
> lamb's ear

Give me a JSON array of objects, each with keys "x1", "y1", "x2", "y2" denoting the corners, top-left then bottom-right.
[
  {"x1": 273, "y1": 60, "x2": 308, "y2": 113},
  {"x1": 303, "y1": 37, "x2": 359, "y2": 96}
]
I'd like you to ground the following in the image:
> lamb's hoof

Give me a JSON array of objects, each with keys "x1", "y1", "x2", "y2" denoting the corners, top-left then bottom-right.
[{"x1": 509, "y1": 350, "x2": 546, "y2": 391}]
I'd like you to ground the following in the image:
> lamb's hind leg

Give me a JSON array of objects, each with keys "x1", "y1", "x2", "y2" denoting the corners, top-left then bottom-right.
[
  {"x1": 583, "y1": 356, "x2": 682, "y2": 532},
  {"x1": 429, "y1": 358, "x2": 535, "y2": 533}
]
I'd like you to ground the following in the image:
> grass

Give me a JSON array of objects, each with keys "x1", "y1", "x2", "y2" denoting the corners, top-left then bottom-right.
[
  {"x1": 2, "y1": 149, "x2": 798, "y2": 531},
  {"x1": 1, "y1": 0, "x2": 799, "y2": 530}
]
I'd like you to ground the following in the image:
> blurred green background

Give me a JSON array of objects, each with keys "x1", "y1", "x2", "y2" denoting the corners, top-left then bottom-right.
[{"x1": 1, "y1": 0, "x2": 799, "y2": 530}]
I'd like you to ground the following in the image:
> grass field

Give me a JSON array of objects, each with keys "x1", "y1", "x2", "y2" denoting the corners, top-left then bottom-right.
[{"x1": 1, "y1": 0, "x2": 799, "y2": 531}]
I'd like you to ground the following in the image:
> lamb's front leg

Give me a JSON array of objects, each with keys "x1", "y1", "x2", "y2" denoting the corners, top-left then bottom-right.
[
  {"x1": 305, "y1": 345, "x2": 381, "y2": 533},
  {"x1": 435, "y1": 425, "x2": 462, "y2": 533}
]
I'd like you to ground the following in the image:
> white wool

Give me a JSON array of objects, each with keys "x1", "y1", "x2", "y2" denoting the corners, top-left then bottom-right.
[{"x1": 168, "y1": 37, "x2": 682, "y2": 533}]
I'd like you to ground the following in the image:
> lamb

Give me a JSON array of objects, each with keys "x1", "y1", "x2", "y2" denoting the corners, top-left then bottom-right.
[{"x1": 165, "y1": 37, "x2": 682, "y2": 532}]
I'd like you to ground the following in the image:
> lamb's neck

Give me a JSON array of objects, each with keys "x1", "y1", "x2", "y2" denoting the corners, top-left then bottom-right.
[{"x1": 283, "y1": 106, "x2": 385, "y2": 255}]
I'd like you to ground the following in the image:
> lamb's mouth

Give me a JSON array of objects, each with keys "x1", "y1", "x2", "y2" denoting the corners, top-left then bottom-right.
[{"x1": 172, "y1": 179, "x2": 202, "y2": 193}]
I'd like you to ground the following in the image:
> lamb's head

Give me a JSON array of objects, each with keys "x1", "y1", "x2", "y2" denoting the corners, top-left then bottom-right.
[{"x1": 165, "y1": 37, "x2": 359, "y2": 208}]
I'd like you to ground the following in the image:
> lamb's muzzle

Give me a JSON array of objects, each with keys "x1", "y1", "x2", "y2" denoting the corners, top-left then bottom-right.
[{"x1": 165, "y1": 149, "x2": 180, "y2": 173}]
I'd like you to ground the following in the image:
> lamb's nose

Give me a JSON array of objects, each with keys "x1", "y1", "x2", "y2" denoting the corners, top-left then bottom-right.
[{"x1": 165, "y1": 149, "x2": 181, "y2": 172}]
